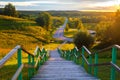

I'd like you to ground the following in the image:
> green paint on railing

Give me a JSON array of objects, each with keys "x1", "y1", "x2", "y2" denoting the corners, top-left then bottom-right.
[
  {"x1": 28, "y1": 54, "x2": 31, "y2": 78},
  {"x1": 94, "y1": 53, "x2": 98, "y2": 77},
  {"x1": 32, "y1": 57, "x2": 35, "y2": 75},
  {"x1": 82, "y1": 47, "x2": 85, "y2": 67},
  {"x1": 111, "y1": 47, "x2": 117, "y2": 80},
  {"x1": 17, "y1": 48, "x2": 22, "y2": 80},
  {"x1": 58, "y1": 45, "x2": 120, "y2": 80},
  {"x1": 88, "y1": 55, "x2": 92, "y2": 74}
]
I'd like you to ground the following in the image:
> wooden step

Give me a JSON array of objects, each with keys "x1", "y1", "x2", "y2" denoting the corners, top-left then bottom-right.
[
  {"x1": 31, "y1": 77, "x2": 99, "y2": 80},
  {"x1": 31, "y1": 50, "x2": 100, "y2": 80}
]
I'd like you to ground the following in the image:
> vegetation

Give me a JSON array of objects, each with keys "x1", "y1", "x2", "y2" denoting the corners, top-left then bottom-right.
[
  {"x1": 0, "y1": 7, "x2": 119, "y2": 80},
  {"x1": 36, "y1": 12, "x2": 52, "y2": 31},
  {"x1": 3, "y1": 3, "x2": 18, "y2": 17},
  {"x1": 0, "y1": 15, "x2": 51, "y2": 50},
  {"x1": 95, "y1": 10, "x2": 120, "y2": 49},
  {"x1": 73, "y1": 30, "x2": 94, "y2": 49},
  {"x1": 68, "y1": 18, "x2": 83, "y2": 29},
  {"x1": 65, "y1": 23, "x2": 69, "y2": 31},
  {"x1": 64, "y1": 29, "x2": 78, "y2": 38},
  {"x1": 110, "y1": 10, "x2": 120, "y2": 45},
  {"x1": 52, "y1": 16, "x2": 64, "y2": 28}
]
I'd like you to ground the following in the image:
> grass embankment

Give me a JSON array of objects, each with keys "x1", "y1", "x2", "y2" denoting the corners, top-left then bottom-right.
[
  {"x1": 0, "y1": 15, "x2": 51, "y2": 50},
  {"x1": 0, "y1": 15, "x2": 51, "y2": 79}
]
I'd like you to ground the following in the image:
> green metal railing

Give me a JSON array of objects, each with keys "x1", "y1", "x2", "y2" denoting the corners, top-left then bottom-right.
[
  {"x1": 0, "y1": 45, "x2": 49, "y2": 80},
  {"x1": 58, "y1": 44, "x2": 120, "y2": 80}
]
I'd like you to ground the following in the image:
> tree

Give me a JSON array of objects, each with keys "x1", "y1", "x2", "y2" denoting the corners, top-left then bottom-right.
[
  {"x1": 73, "y1": 30, "x2": 94, "y2": 49},
  {"x1": 110, "y1": 10, "x2": 120, "y2": 44},
  {"x1": 68, "y1": 18, "x2": 83, "y2": 29},
  {"x1": 3, "y1": 3, "x2": 18, "y2": 17},
  {"x1": 36, "y1": 12, "x2": 52, "y2": 31},
  {"x1": 0, "y1": 8, "x2": 3, "y2": 15}
]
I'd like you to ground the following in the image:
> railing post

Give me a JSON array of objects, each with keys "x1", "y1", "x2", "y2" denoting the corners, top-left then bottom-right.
[
  {"x1": 88, "y1": 55, "x2": 92, "y2": 74},
  {"x1": 82, "y1": 47, "x2": 85, "y2": 67},
  {"x1": 28, "y1": 54, "x2": 31, "y2": 78},
  {"x1": 94, "y1": 53, "x2": 98, "y2": 77},
  {"x1": 32, "y1": 57, "x2": 35, "y2": 75},
  {"x1": 17, "y1": 48, "x2": 22, "y2": 80},
  {"x1": 38, "y1": 48, "x2": 41, "y2": 66},
  {"x1": 111, "y1": 47, "x2": 117, "y2": 80},
  {"x1": 68, "y1": 50, "x2": 70, "y2": 60}
]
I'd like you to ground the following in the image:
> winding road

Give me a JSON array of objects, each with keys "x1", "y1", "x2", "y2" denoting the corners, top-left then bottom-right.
[{"x1": 53, "y1": 18, "x2": 73, "y2": 42}]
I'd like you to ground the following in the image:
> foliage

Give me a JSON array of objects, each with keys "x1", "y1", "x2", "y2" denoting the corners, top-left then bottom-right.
[
  {"x1": 95, "y1": 10, "x2": 120, "y2": 48},
  {"x1": 95, "y1": 21, "x2": 112, "y2": 42},
  {"x1": 65, "y1": 23, "x2": 69, "y2": 31},
  {"x1": 3, "y1": 3, "x2": 18, "y2": 17},
  {"x1": 73, "y1": 30, "x2": 94, "y2": 49},
  {"x1": 52, "y1": 17, "x2": 64, "y2": 28},
  {"x1": 68, "y1": 18, "x2": 83, "y2": 29},
  {"x1": 36, "y1": 12, "x2": 52, "y2": 31},
  {"x1": 110, "y1": 10, "x2": 120, "y2": 44}
]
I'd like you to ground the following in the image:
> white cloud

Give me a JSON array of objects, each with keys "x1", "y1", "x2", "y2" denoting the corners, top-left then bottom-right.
[
  {"x1": 0, "y1": 0, "x2": 116, "y2": 11},
  {"x1": 0, "y1": 1, "x2": 59, "y2": 6}
]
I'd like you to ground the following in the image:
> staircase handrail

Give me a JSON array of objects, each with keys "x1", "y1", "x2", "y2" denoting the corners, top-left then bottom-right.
[
  {"x1": 0, "y1": 45, "x2": 48, "y2": 80},
  {"x1": 58, "y1": 44, "x2": 120, "y2": 80}
]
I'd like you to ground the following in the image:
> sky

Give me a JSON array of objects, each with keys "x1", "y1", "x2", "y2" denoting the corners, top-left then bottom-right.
[{"x1": 0, "y1": 0, "x2": 119, "y2": 11}]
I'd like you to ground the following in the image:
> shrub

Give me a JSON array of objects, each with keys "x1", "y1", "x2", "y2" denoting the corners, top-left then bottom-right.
[{"x1": 73, "y1": 31, "x2": 94, "y2": 49}]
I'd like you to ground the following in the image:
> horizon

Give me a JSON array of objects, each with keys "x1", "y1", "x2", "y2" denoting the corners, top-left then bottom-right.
[{"x1": 0, "y1": 0, "x2": 119, "y2": 12}]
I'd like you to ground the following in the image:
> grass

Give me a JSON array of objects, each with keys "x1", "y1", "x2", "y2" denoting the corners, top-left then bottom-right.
[
  {"x1": 0, "y1": 15, "x2": 36, "y2": 30},
  {"x1": 44, "y1": 43, "x2": 75, "y2": 50},
  {"x1": 0, "y1": 15, "x2": 51, "y2": 49},
  {"x1": 0, "y1": 54, "x2": 29, "y2": 80},
  {"x1": 0, "y1": 15, "x2": 52, "y2": 79},
  {"x1": 0, "y1": 46, "x2": 42, "y2": 80},
  {"x1": 64, "y1": 29, "x2": 78, "y2": 38}
]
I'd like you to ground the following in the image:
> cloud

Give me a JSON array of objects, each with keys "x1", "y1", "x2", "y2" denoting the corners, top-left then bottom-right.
[
  {"x1": 0, "y1": 1, "x2": 59, "y2": 6},
  {"x1": 0, "y1": 0, "x2": 116, "y2": 11}
]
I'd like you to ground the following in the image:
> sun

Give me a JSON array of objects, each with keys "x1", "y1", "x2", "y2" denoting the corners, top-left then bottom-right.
[{"x1": 115, "y1": 0, "x2": 120, "y2": 9}]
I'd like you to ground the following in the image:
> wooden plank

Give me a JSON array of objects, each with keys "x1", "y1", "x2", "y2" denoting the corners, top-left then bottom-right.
[
  {"x1": 83, "y1": 46, "x2": 92, "y2": 55},
  {"x1": 0, "y1": 45, "x2": 20, "y2": 68},
  {"x1": 33, "y1": 46, "x2": 39, "y2": 56},
  {"x1": 110, "y1": 62, "x2": 120, "y2": 72},
  {"x1": 21, "y1": 47, "x2": 34, "y2": 57},
  {"x1": 81, "y1": 54, "x2": 89, "y2": 65},
  {"x1": 114, "y1": 45, "x2": 120, "y2": 50},
  {"x1": 11, "y1": 64, "x2": 24, "y2": 80},
  {"x1": 34, "y1": 56, "x2": 41, "y2": 68}
]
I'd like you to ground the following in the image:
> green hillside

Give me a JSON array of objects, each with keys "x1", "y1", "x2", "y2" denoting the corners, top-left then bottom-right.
[{"x1": 0, "y1": 15, "x2": 50, "y2": 49}]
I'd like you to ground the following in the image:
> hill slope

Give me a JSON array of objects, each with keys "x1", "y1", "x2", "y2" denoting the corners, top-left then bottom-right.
[{"x1": 0, "y1": 15, "x2": 50, "y2": 49}]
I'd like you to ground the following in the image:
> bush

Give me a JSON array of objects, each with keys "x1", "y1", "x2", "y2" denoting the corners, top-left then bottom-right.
[{"x1": 73, "y1": 31, "x2": 94, "y2": 49}]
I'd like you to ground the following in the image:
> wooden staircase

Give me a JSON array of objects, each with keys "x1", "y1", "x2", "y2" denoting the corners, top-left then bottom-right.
[{"x1": 31, "y1": 50, "x2": 99, "y2": 80}]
